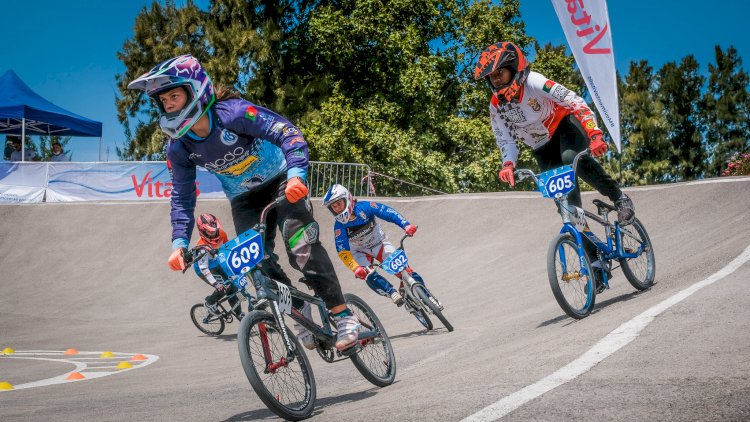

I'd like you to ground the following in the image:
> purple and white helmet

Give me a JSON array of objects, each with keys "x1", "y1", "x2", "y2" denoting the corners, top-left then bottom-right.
[
  {"x1": 127, "y1": 54, "x2": 215, "y2": 139},
  {"x1": 323, "y1": 184, "x2": 355, "y2": 224}
]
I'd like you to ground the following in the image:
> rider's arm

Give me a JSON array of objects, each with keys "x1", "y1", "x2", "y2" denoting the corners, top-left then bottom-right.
[
  {"x1": 489, "y1": 101, "x2": 520, "y2": 167},
  {"x1": 333, "y1": 222, "x2": 359, "y2": 271},
  {"x1": 229, "y1": 100, "x2": 309, "y2": 182},
  {"x1": 369, "y1": 202, "x2": 410, "y2": 229},
  {"x1": 166, "y1": 143, "x2": 197, "y2": 250},
  {"x1": 531, "y1": 73, "x2": 601, "y2": 140},
  {"x1": 194, "y1": 253, "x2": 219, "y2": 286}
]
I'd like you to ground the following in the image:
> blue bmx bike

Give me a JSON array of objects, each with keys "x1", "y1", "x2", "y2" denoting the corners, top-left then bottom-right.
[
  {"x1": 515, "y1": 149, "x2": 656, "y2": 319},
  {"x1": 186, "y1": 196, "x2": 395, "y2": 420}
]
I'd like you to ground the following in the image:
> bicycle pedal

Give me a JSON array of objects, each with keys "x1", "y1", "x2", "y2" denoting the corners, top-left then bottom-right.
[{"x1": 338, "y1": 343, "x2": 361, "y2": 357}]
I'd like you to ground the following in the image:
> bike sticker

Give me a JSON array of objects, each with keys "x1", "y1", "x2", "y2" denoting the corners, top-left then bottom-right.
[
  {"x1": 217, "y1": 229, "x2": 264, "y2": 276},
  {"x1": 537, "y1": 166, "x2": 575, "y2": 198},
  {"x1": 275, "y1": 281, "x2": 293, "y2": 315},
  {"x1": 572, "y1": 206, "x2": 588, "y2": 231},
  {"x1": 381, "y1": 249, "x2": 409, "y2": 274}
]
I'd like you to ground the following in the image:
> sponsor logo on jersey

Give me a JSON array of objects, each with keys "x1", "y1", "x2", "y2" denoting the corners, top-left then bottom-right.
[
  {"x1": 245, "y1": 105, "x2": 258, "y2": 121},
  {"x1": 543, "y1": 79, "x2": 555, "y2": 93},
  {"x1": 240, "y1": 174, "x2": 266, "y2": 189},
  {"x1": 585, "y1": 120, "x2": 596, "y2": 129},
  {"x1": 528, "y1": 98, "x2": 541, "y2": 112},
  {"x1": 288, "y1": 136, "x2": 305, "y2": 146},
  {"x1": 220, "y1": 129, "x2": 239, "y2": 146},
  {"x1": 204, "y1": 146, "x2": 257, "y2": 174},
  {"x1": 282, "y1": 126, "x2": 299, "y2": 137},
  {"x1": 551, "y1": 85, "x2": 570, "y2": 102},
  {"x1": 370, "y1": 202, "x2": 378, "y2": 208},
  {"x1": 270, "y1": 122, "x2": 286, "y2": 134},
  {"x1": 335, "y1": 229, "x2": 341, "y2": 237},
  {"x1": 504, "y1": 107, "x2": 527, "y2": 123}
]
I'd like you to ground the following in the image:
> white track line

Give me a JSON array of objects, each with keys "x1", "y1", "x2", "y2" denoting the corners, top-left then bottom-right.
[
  {"x1": 462, "y1": 244, "x2": 750, "y2": 422},
  {"x1": 0, "y1": 351, "x2": 159, "y2": 391}
]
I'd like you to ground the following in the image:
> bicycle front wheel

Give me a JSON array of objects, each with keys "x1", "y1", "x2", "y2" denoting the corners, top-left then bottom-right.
[
  {"x1": 619, "y1": 217, "x2": 656, "y2": 291},
  {"x1": 547, "y1": 233, "x2": 595, "y2": 319},
  {"x1": 190, "y1": 303, "x2": 225, "y2": 336},
  {"x1": 237, "y1": 310, "x2": 316, "y2": 421},
  {"x1": 414, "y1": 286, "x2": 453, "y2": 332},
  {"x1": 412, "y1": 306, "x2": 433, "y2": 331},
  {"x1": 345, "y1": 293, "x2": 396, "y2": 387}
]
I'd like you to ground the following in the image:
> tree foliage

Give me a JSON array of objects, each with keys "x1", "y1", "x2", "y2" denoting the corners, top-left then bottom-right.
[{"x1": 116, "y1": 2, "x2": 750, "y2": 192}]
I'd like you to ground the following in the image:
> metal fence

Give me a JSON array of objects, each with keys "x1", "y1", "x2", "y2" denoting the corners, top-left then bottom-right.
[{"x1": 308, "y1": 161, "x2": 374, "y2": 198}]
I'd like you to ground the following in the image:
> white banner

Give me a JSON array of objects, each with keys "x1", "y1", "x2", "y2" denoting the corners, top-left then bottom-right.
[
  {"x1": 45, "y1": 162, "x2": 226, "y2": 202},
  {"x1": 552, "y1": 0, "x2": 621, "y2": 152},
  {"x1": 0, "y1": 162, "x2": 47, "y2": 203}
]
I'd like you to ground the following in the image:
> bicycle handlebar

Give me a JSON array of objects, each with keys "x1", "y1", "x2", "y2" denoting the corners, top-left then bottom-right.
[{"x1": 513, "y1": 148, "x2": 591, "y2": 187}]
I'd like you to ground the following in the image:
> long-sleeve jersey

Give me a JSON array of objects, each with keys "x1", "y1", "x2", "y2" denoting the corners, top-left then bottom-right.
[
  {"x1": 192, "y1": 229, "x2": 229, "y2": 286},
  {"x1": 332, "y1": 201, "x2": 410, "y2": 271},
  {"x1": 167, "y1": 99, "x2": 309, "y2": 247},
  {"x1": 490, "y1": 71, "x2": 601, "y2": 166}
]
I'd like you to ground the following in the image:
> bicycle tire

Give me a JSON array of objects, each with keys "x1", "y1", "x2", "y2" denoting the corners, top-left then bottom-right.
[
  {"x1": 414, "y1": 286, "x2": 453, "y2": 332},
  {"x1": 344, "y1": 293, "x2": 396, "y2": 387},
  {"x1": 619, "y1": 218, "x2": 656, "y2": 291},
  {"x1": 547, "y1": 233, "x2": 595, "y2": 319},
  {"x1": 237, "y1": 310, "x2": 316, "y2": 421},
  {"x1": 190, "y1": 303, "x2": 225, "y2": 336}
]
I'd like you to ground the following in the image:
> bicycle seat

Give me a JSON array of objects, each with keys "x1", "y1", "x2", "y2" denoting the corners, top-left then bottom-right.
[{"x1": 592, "y1": 199, "x2": 616, "y2": 211}]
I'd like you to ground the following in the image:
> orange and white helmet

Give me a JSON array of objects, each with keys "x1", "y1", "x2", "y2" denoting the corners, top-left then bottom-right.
[{"x1": 473, "y1": 41, "x2": 529, "y2": 104}]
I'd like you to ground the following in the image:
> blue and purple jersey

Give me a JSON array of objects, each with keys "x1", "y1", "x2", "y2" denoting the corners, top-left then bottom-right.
[
  {"x1": 333, "y1": 201, "x2": 410, "y2": 271},
  {"x1": 168, "y1": 98, "x2": 308, "y2": 247}
]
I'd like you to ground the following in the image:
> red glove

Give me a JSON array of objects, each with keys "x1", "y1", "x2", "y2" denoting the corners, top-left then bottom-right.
[
  {"x1": 168, "y1": 248, "x2": 186, "y2": 271},
  {"x1": 589, "y1": 131, "x2": 608, "y2": 158},
  {"x1": 285, "y1": 177, "x2": 308, "y2": 203},
  {"x1": 498, "y1": 162, "x2": 515, "y2": 187},
  {"x1": 354, "y1": 266, "x2": 368, "y2": 280},
  {"x1": 405, "y1": 225, "x2": 417, "y2": 237}
]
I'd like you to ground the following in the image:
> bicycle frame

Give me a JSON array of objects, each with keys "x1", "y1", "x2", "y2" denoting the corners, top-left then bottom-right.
[
  {"x1": 515, "y1": 149, "x2": 646, "y2": 288},
  {"x1": 366, "y1": 234, "x2": 427, "y2": 311}
]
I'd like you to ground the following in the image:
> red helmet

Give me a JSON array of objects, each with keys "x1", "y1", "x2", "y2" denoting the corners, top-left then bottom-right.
[
  {"x1": 197, "y1": 213, "x2": 222, "y2": 243},
  {"x1": 473, "y1": 41, "x2": 529, "y2": 103}
]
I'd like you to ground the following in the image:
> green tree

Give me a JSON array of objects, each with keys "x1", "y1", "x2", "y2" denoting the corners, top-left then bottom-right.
[
  {"x1": 656, "y1": 55, "x2": 706, "y2": 180},
  {"x1": 619, "y1": 60, "x2": 671, "y2": 185},
  {"x1": 703, "y1": 45, "x2": 750, "y2": 176}
]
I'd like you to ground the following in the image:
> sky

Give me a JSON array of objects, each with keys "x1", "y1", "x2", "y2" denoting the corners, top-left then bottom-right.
[{"x1": 2, "y1": 0, "x2": 748, "y2": 162}]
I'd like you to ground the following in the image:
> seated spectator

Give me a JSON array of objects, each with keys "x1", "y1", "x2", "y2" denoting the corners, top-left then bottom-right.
[
  {"x1": 50, "y1": 142, "x2": 71, "y2": 162},
  {"x1": 10, "y1": 138, "x2": 37, "y2": 162}
]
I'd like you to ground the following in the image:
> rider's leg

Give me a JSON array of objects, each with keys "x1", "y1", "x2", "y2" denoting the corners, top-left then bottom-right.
[
  {"x1": 557, "y1": 116, "x2": 634, "y2": 224},
  {"x1": 204, "y1": 289, "x2": 222, "y2": 315},
  {"x1": 353, "y1": 247, "x2": 403, "y2": 305},
  {"x1": 230, "y1": 177, "x2": 303, "y2": 309},
  {"x1": 273, "y1": 181, "x2": 359, "y2": 351},
  {"x1": 224, "y1": 284, "x2": 243, "y2": 317}
]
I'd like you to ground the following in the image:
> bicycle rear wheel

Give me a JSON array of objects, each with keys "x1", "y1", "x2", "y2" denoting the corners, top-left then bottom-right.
[
  {"x1": 344, "y1": 293, "x2": 396, "y2": 387},
  {"x1": 237, "y1": 310, "x2": 316, "y2": 421},
  {"x1": 547, "y1": 233, "x2": 595, "y2": 319},
  {"x1": 190, "y1": 303, "x2": 225, "y2": 336},
  {"x1": 619, "y1": 217, "x2": 655, "y2": 291},
  {"x1": 414, "y1": 286, "x2": 453, "y2": 332}
]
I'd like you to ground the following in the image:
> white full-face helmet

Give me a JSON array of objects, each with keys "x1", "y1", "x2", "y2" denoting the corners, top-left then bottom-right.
[
  {"x1": 323, "y1": 184, "x2": 355, "y2": 224},
  {"x1": 127, "y1": 54, "x2": 215, "y2": 139}
]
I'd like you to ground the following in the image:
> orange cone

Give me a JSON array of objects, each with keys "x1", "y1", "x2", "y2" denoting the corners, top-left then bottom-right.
[
  {"x1": 131, "y1": 354, "x2": 147, "y2": 361},
  {"x1": 66, "y1": 372, "x2": 85, "y2": 380},
  {"x1": 64, "y1": 348, "x2": 78, "y2": 355}
]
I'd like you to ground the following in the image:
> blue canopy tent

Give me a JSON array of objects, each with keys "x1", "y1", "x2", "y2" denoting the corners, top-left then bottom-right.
[{"x1": 0, "y1": 70, "x2": 103, "y2": 161}]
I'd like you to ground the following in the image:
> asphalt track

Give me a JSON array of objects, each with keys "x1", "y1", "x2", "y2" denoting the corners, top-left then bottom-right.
[{"x1": 1, "y1": 177, "x2": 749, "y2": 421}]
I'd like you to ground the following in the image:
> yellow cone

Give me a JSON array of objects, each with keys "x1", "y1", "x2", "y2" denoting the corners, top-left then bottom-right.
[
  {"x1": 1, "y1": 347, "x2": 14, "y2": 355},
  {"x1": 116, "y1": 361, "x2": 133, "y2": 370},
  {"x1": 0, "y1": 382, "x2": 14, "y2": 390},
  {"x1": 100, "y1": 351, "x2": 115, "y2": 358}
]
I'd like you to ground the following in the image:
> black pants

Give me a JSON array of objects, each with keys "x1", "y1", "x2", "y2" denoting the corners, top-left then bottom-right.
[
  {"x1": 534, "y1": 115, "x2": 623, "y2": 262},
  {"x1": 230, "y1": 176, "x2": 346, "y2": 309},
  {"x1": 198, "y1": 269, "x2": 242, "y2": 316}
]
